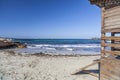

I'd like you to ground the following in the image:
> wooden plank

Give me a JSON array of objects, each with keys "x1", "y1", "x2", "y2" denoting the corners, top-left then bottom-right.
[
  {"x1": 101, "y1": 50, "x2": 120, "y2": 56},
  {"x1": 105, "y1": 19, "x2": 120, "y2": 24},
  {"x1": 105, "y1": 15, "x2": 120, "y2": 23},
  {"x1": 101, "y1": 36, "x2": 120, "y2": 41},
  {"x1": 104, "y1": 24, "x2": 120, "y2": 29},
  {"x1": 105, "y1": 6, "x2": 120, "y2": 17},
  {"x1": 102, "y1": 28, "x2": 120, "y2": 32},
  {"x1": 111, "y1": 33, "x2": 115, "y2": 51},
  {"x1": 104, "y1": 7, "x2": 120, "y2": 30},
  {"x1": 105, "y1": 11, "x2": 120, "y2": 18},
  {"x1": 105, "y1": 6, "x2": 120, "y2": 12},
  {"x1": 101, "y1": 7, "x2": 105, "y2": 57},
  {"x1": 100, "y1": 57, "x2": 120, "y2": 80},
  {"x1": 104, "y1": 21, "x2": 120, "y2": 27},
  {"x1": 101, "y1": 43, "x2": 120, "y2": 48},
  {"x1": 105, "y1": 6, "x2": 120, "y2": 14},
  {"x1": 105, "y1": 14, "x2": 120, "y2": 20}
]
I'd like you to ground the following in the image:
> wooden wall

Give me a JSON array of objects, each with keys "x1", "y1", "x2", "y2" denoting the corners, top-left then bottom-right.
[
  {"x1": 100, "y1": 6, "x2": 120, "y2": 80},
  {"x1": 101, "y1": 6, "x2": 120, "y2": 56},
  {"x1": 100, "y1": 57, "x2": 120, "y2": 80},
  {"x1": 104, "y1": 6, "x2": 120, "y2": 31}
]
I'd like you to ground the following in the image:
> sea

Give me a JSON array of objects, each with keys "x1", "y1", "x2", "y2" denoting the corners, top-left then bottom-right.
[{"x1": 13, "y1": 39, "x2": 101, "y2": 55}]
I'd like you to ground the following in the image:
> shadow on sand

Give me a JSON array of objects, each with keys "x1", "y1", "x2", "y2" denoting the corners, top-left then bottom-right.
[{"x1": 72, "y1": 69, "x2": 99, "y2": 75}]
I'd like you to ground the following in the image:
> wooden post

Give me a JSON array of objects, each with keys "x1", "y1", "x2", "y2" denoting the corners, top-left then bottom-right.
[
  {"x1": 111, "y1": 32, "x2": 115, "y2": 51},
  {"x1": 101, "y1": 7, "x2": 105, "y2": 57},
  {"x1": 100, "y1": 7, "x2": 106, "y2": 80}
]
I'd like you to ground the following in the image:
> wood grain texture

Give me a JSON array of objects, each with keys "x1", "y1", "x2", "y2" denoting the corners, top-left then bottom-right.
[
  {"x1": 101, "y1": 50, "x2": 120, "y2": 56},
  {"x1": 89, "y1": 0, "x2": 120, "y2": 9},
  {"x1": 101, "y1": 36, "x2": 120, "y2": 41},
  {"x1": 102, "y1": 28, "x2": 120, "y2": 32},
  {"x1": 100, "y1": 57, "x2": 120, "y2": 80},
  {"x1": 101, "y1": 7, "x2": 106, "y2": 57},
  {"x1": 104, "y1": 6, "x2": 120, "y2": 30},
  {"x1": 105, "y1": 6, "x2": 120, "y2": 16},
  {"x1": 101, "y1": 43, "x2": 120, "y2": 48}
]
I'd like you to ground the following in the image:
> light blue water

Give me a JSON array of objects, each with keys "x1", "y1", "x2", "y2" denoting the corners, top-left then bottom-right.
[{"x1": 13, "y1": 39, "x2": 101, "y2": 55}]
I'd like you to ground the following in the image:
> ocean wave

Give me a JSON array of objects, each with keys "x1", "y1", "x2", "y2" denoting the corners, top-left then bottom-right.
[
  {"x1": 15, "y1": 44, "x2": 101, "y2": 55},
  {"x1": 27, "y1": 44, "x2": 100, "y2": 48},
  {"x1": 45, "y1": 47, "x2": 56, "y2": 50},
  {"x1": 66, "y1": 48, "x2": 73, "y2": 51},
  {"x1": 14, "y1": 39, "x2": 101, "y2": 55}
]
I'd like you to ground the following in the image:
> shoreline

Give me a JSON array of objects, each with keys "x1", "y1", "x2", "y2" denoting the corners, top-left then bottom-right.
[{"x1": 0, "y1": 49, "x2": 100, "y2": 57}]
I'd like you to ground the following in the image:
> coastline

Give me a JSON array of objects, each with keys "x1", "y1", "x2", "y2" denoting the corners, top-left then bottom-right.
[
  {"x1": 0, "y1": 49, "x2": 100, "y2": 56},
  {"x1": 0, "y1": 50, "x2": 100, "y2": 80},
  {"x1": 13, "y1": 38, "x2": 101, "y2": 55}
]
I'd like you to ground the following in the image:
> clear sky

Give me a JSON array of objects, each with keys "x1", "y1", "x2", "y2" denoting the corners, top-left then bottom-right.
[{"x1": 0, "y1": 0, "x2": 101, "y2": 39}]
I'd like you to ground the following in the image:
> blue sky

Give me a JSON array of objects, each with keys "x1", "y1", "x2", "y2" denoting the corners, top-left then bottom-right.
[{"x1": 0, "y1": 0, "x2": 101, "y2": 39}]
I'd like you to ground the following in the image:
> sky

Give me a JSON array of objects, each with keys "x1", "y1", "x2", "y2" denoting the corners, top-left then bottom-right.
[{"x1": 0, "y1": 0, "x2": 101, "y2": 39}]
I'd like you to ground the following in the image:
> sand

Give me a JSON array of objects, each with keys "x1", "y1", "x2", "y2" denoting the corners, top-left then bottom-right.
[{"x1": 0, "y1": 51, "x2": 100, "y2": 80}]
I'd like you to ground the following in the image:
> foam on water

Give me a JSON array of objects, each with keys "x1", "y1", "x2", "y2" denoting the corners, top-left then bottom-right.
[
  {"x1": 27, "y1": 44, "x2": 100, "y2": 48},
  {"x1": 13, "y1": 39, "x2": 101, "y2": 55},
  {"x1": 20, "y1": 44, "x2": 100, "y2": 55}
]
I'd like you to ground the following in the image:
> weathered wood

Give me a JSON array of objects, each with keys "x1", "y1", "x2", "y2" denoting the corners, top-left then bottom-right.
[
  {"x1": 102, "y1": 28, "x2": 120, "y2": 32},
  {"x1": 101, "y1": 50, "x2": 120, "y2": 56},
  {"x1": 101, "y1": 36, "x2": 120, "y2": 41},
  {"x1": 105, "y1": 6, "x2": 120, "y2": 17},
  {"x1": 105, "y1": 18, "x2": 120, "y2": 24},
  {"x1": 89, "y1": 1, "x2": 120, "y2": 80},
  {"x1": 105, "y1": 6, "x2": 120, "y2": 12},
  {"x1": 104, "y1": 6, "x2": 120, "y2": 30},
  {"x1": 104, "y1": 21, "x2": 120, "y2": 27},
  {"x1": 104, "y1": 25, "x2": 120, "y2": 29},
  {"x1": 102, "y1": 43, "x2": 120, "y2": 47},
  {"x1": 100, "y1": 57, "x2": 120, "y2": 80},
  {"x1": 101, "y1": 43, "x2": 120, "y2": 49},
  {"x1": 105, "y1": 11, "x2": 120, "y2": 18},
  {"x1": 101, "y1": 7, "x2": 106, "y2": 57},
  {"x1": 105, "y1": 14, "x2": 120, "y2": 22},
  {"x1": 89, "y1": 0, "x2": 120, "y2": 9},
  {"x1": 111, "y1": 33, "x2": 115, "y2": 51}
]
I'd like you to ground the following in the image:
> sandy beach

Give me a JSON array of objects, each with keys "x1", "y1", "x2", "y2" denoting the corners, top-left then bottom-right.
[{"x1": 0, "y1": 51, "x2": 100, "y2": 80}]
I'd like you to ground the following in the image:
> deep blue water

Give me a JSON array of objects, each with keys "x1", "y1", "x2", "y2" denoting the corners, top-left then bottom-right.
[
  {"x1": 13, "y1": 39, "x2": 101, "y2": 55},
  {"x1": 14, "y1": 39, "x2": 100, "y2": 44}
]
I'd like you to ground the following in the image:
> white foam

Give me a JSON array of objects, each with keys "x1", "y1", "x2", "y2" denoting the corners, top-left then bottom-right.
[
  {"x1": 45, "y1": 47, "x2": 56, "y2": 50},
  {"x1": 27, "y1": 44, "x2": 100, "y2": 48},
  {"x1": 66, "y1": 48, "x2": 73, "y2": 51}
]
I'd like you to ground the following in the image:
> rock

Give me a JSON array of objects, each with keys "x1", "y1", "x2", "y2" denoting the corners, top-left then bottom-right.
[
  {"x1": 14, "y1": 42, "x2": 27, "y2": 48},
  {"x1": 0, "y1": 40, "x2": 26, "y2": 49}
]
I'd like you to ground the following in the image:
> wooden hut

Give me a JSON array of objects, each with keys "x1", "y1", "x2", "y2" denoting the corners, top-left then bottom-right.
[{"x1": 89, "y1": 0, "x2": 120, "y2": 80}]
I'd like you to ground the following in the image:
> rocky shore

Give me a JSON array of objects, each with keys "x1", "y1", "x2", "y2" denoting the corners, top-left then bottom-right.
[{"x1": 0, "y1": 38, "x2": 26, "y2": 49}]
